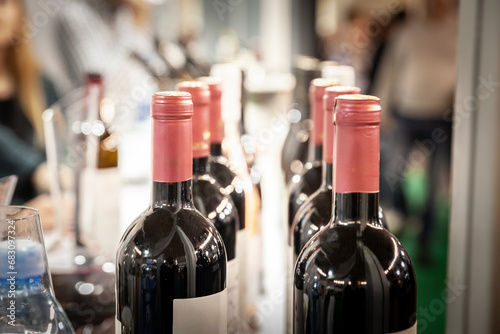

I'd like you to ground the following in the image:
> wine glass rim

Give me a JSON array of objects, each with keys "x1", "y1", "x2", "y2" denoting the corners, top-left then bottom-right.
[{"x1": 0, "y1": 205, "x2": 40, "y2": 221}]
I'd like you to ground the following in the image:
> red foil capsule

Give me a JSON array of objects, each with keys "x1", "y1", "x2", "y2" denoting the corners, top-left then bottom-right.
[
  {"x1": 322, "y1": 86, "x2": 361, "y2": 164},
  {"x1": 334, "y1": 94, "x2": 381, "y2": 193},
  {"x1": 198, "y1": 77, "x2": 224, "y2": 145},
  {"x1": 309, "y1": 78, "x2": 338, "y2": 146},
  {"x1": 151, "y1": 91, "x2": 193, "y2": 183},
  {"x1": 176, "y1": 81, "x2": 211, "y2": 158}
]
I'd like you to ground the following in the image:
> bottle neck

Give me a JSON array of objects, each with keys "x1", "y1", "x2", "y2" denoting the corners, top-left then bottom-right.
[
  {"x1": 86, "y1": 81, "x2": 103, "y2": 122},
  {"x1": 331, "y1": 118, "x2": 381, "y2": 227},
  {"x1": 308, "y1": 143, "x2": 323, "y2": 162},
  {"x1": 322, "y1": 106, "x2": 334, "y2": 167},
  {"x1": 322, "y1": 161, "x2": 333, "y2": 188},
  {"x1": 193, "y1": 156, "x2": 210, "y2": 176},
  {"x1": 210, "y1": 98, "x2": 224, "y2": 147},
  {"x1": 192, "y1": 102, "x2": 211, "y2": 159},
  {"x1": 210, "y1": 143, "x2": 223, "y2": 157},
  {"x1": 332, "y1": 193, "x2": 381, "y2": 227},
  {"x1": 151, "y1": 180, "x2": 193, "y2": 209},
  {"x1": 334, "y1": 123, "x2": 379, "y2": 193},
  {"x1": 310, "y1": 96, "x2": 324, "y2": 155},
  {"x1": 152, "y1": 118, "x2": 192, "y2": 183}
]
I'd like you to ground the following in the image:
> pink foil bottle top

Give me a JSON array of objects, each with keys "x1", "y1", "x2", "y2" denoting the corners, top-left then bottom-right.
[
  {"x1": 309, "y1": 78, "x2": 338, "y2": 146},
  {"x1": 151, "y1": 91, "x2": 193, "y2": 183},
  {"x1": 322, "y1": 86, "x2": 361, "y2": 164},
  {"x1": 333, "y1": 94, "x2": 381, "y2": 193},
  {"x1": 198, "y1": 77, "x2": 224, "y2": 144},
  {"x1": 176, "y1": 81, "x2": 211, "y2": 158}
]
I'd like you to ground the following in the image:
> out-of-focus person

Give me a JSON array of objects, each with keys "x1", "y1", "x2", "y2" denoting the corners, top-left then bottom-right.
[
  {"x1": 366, "y1": 10, "x2": 406, "y2": 95},
  {"x1": 373, "y1": 0, "x2": 457, "y2": 263},
  {"x1": 55, "y1": 0, "x2": 161, "y2": 116},
  {"x1": 0, "y1": 0, "x2": 58, "y2": 204}
]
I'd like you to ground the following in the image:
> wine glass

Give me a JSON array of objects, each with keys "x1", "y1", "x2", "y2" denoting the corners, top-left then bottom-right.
[
  {"x1": 42, "y1": 89, "x2": 116, "y2": 333},
  {"x1": 0, "y1": 205, "x2": 74, "y2": 333}
]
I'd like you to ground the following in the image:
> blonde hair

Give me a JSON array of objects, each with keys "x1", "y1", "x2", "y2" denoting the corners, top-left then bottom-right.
[{"x1": 8, "y1": 2, "x2": 47, "y2": 148}]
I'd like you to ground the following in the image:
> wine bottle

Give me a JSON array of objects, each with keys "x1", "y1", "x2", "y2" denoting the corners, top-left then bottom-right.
[
  {"x1": 285, "y1": 86, "x2": 360, "y2": 333},
  {"x1": 198, "y1": 76, "x2": 246, "y2": 239},
  {"x1": 293, "y1": 95, "x2": 417, "y2": 334},
  {"x1": 176, "y1": 81, "x2": 240, "y2": 334},
  {"x1": 292, "y1": 87, "x2": 389, "y2": 265},
  {"x1": 287, "y1": 78, "x2": 337, "y2": 237},
  {"x1": 116, "y1": 92, "x2": 227, "y2": 334},
  {"x1": 80, "y1": 73, "x2": 118, "y2": 169},
  {"x1": 282, "y1": 56, "x2": 320, "y2": 183},
  {"x1": 83, "y1": 73, "x2": 121, "y2": 257},
  {"x1": 291, "y1": 86, "x2": 361, "y2": 264},
  {"x1": 211, "y1": 63, "x2": 262, "y2": 330},
  {"x1": 285, "y1": 78, "x2": 337, "y2": 334}
]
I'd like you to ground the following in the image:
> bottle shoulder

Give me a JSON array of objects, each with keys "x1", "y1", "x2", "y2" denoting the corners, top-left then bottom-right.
[
  {"x1": 117, "y1": 207, "x2": 226, "y2": 265},
  {"x1": 289, "y1": 165, "x2": 321, "y2": 208},
  {"x1": 289, "y1": 164, "x2": 322, "y2": 201},
  {"x1": 294, "y1": 187, "x2": 332, "y2": 225},
  {"x1": 295, "y1": 223, "x2": 416, "y2": 289},
  {"x1": 292, "y1": 188, "x2": 332, "y2": 256},
  {"x1": 209, "y1": 155, "x2": 235, "y2": 177},
  {"x1": 209, "y1": 157, "x2": 247, "y2": 191},
  {"x1": 193, "y1": 176, "x2": 239, "y2": 223},
  {"x1": 288, "y1": 165, "x2": 323, "y2": 227}
]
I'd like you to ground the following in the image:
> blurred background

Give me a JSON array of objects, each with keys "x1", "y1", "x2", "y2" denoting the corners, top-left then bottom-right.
[{"x1": 1, "y1": 0, "x2": 499, "y2": 333}]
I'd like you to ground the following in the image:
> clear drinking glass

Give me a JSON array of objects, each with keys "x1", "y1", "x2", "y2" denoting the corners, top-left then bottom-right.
[
  {"x1": 42, "y1": 89, "x2": 116, "y2": 333},
  {"x1": 0, "y1": 205, "x2": 74, "y2": 333}
]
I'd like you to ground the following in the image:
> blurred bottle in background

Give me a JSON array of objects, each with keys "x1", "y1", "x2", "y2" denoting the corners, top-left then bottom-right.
[
  {"x1": 43, "y1": 74, "x2": 118, "y2": 333},
  {"x1": 281, "y1": 56, "x2": 320, "y2": 184},
  {"x1": 211, "y1": 63, "x2": 262, "y2": 332},
  {"x1": 287, "y1": 78, "x2": 337, "y2": 239},
  {"x1": 199, "y1": 76, "x2": 247, "y2": 250},
  {"x1": 79, "y1": 73, "x2": 120, "y2": 257}
]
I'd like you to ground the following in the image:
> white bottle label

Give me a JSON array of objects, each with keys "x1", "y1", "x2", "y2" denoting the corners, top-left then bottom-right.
[
  {"x1": 173, "y1": 289, "x2": 228, "y2": 334},
  {"x1": 227, "y1": 258, "x2": 240, "y2": 333},
  {"x1": 388, "y1": 322, "x2": 417, "y2": 334}
]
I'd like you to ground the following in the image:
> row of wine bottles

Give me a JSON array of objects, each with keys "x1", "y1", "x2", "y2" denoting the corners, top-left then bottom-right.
[
  {"x1": 114, "y1": 60, "x2": 417, "y2": 333},
  {"x1": 284, "y1": 73, "x2": 417, "y2": 332},
  {"x1": 116, "y1": 64, "x2": 262, "y2": 334}
]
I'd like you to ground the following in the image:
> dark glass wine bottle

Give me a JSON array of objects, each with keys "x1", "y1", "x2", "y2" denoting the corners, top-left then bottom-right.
[
  {"x1": 285, "y1": 78, "x2": 337, "y2": 334},
  {"x1": 79, "y1": 73, "x2": 118, "y2": 168},
  {"x1": 210, "y1": 63, "x2": 263, "y2": 329},
  {"x1": 291, "y1": 86, "x2": 361, "y2": 264},
  {"x1": 198, "y1": 77, "x2": 246, "y2": 235},
  {"x1": 176, "y1": 81, "x2": 240, "y2": 334},
  {"x1": 287, "y1": 78, "x2": 337, "y2": 237},
  {"x1": 116, "y1": 92, "x2": 227, "y2": 334},
  {"x1": 282, "y1": 56, "x2": 320, "y2": 183},
  {"x1": 293, "y1": 95, "x2": 417, "y2": 334}
]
